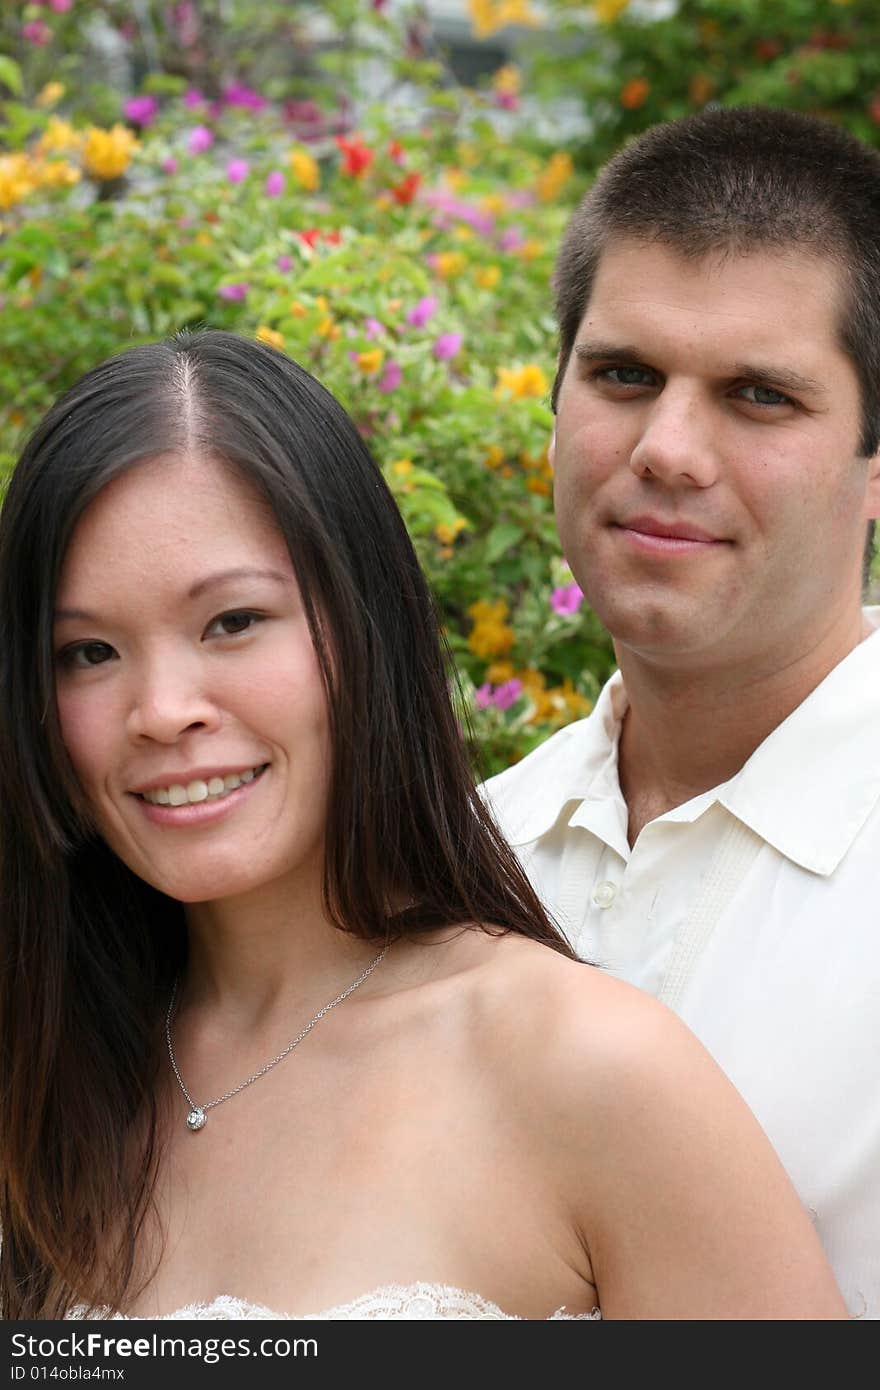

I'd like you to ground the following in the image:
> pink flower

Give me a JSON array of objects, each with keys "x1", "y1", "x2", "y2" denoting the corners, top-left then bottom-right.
[
  {"x1": 433, "y1": 332, "x2": 463, "y2": 361},
  {"x1": 265, "y1": 170, "x2": 285, "y2": 197},
  {"x1": 124, "y1": 95, "x2": 159, "y2": 127},
  {"x1": 364, "y1": 317, "x2": 384, "y2": 340},
  {"x1": 499, "y1": 226, "x2": 525, "y2": 252},
  {"x1": 493, "y1": 678, "x2": 523, "y2": 711},
  {"x1": 378, "y1": 360, "x2": 402, "y2": 393},
  {"x1": 276, "y1": 254, "x2": 293, "y2": 272},
  {"x1": 226, "y1": 158, "x2": 249, "y2": 184},
  {"x1": 49, "y1": 0, "x2": 73, "y2": 11},
  {"x1": 183, "y1": 89, "x2": 204, "y2": 109},
  {"x1": 22, "y1": 20, "x2": 52, "y2": 44},
  {"x1": 161, "y1": 156, "x2": 179, "y2": 175},
  {"x1": 406, "y1": 295, "x2": 438, "y2": 328},
  {"x1": 550, "y1": 584, "x2": 584, "y2": 616},
  {"x1": 217, "y1": 283, "x2": 249, "y2": 302},
  {"x1": 187, "y1": 125, "x2": 214, "y2": 155},
  {"x1": 475, "y1": 683, "x2": 493, "y2": 711}
]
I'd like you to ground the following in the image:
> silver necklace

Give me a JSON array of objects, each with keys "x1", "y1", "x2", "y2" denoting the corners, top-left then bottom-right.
[{"x1": 165, "y1": 944, "x2": 389, "y2": 1132}]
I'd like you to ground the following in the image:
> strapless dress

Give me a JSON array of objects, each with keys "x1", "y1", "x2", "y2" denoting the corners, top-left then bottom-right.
[{"x1": 68, "y1": 1282, "x2": 602, "y2": 1321}]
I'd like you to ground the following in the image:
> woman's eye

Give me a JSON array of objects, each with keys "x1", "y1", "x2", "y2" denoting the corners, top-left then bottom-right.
[
  {"x1": 739, "y1": 384, "x2": 791, "y2": 407},
  {"x1": 58, "y1": 641, "x2": 116, "y2": 669},
  {"x1": 205, "y1": 610, "x2": 261, "y2": 638}
]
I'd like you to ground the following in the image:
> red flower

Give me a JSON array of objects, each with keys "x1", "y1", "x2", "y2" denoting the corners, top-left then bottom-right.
[
  {"x1": 336, "y1": 135, "x2": 374, "y2": 177},
  {"x1": 388, "y1": 139, "x2": 405, "y2": 164},
  {"x1": 390, "y1": 172, "x2": 421, "y2": 205},
  {"x1": 297, "y1": 228, "x2": 321, "y2": 248}
]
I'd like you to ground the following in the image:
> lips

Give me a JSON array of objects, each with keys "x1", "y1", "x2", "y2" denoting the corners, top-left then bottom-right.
[{"x1": 618, "y1": 514, "x2": 721, "y2": 543}]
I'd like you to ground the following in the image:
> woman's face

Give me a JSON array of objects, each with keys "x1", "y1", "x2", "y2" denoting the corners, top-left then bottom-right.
[{"x1": 53, "y1": 451, "x2": 332, "y2": 906}]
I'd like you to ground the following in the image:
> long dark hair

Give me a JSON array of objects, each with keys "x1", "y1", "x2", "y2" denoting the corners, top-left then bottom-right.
[{"x1": 0, "y1": 330, "x2": 574, "y2": 1319}]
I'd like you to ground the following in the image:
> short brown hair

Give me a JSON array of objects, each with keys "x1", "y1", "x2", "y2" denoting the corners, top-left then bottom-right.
[{"x1": 552, "y1": 105, "x2": 880, "y2": 459}]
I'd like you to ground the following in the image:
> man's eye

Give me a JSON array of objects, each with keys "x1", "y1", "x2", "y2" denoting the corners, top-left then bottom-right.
[
  {"x1": 740, "y1": 384, "x2": 791, "y2": 407},
  {"x1": 205, "y1": 611, "x2": 261, "y2": 637},
  {"x1": 58, "y1": 641, "x2": 116, "y2": 669},
  {"x1": 599, "y1": 366, "x2": 654, "y2": 387}
]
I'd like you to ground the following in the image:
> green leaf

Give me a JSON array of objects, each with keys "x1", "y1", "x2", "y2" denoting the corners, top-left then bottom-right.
[
  {"x1": 0, "y1": 55, "x2": 23, "y2": 97},
  {"x1": 485, "y1": 522, "x2": 525, "y2": 564}
]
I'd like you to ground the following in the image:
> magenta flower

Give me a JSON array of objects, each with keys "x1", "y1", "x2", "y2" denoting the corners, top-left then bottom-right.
[
  {"x1": 364, "y1": 317, "x2": 384, "y2": 340},
  {"x1": 22, "y1": 20, "x2": 52, "y2": 44},
  {"x1": 550, "y1": 584, "x2": 584, "y2": 616},
  {"x1": 378, "y1": 360, "x2": 402, "y2": 393},
  {"x1": 264, "y1": 170, "x2": 285, "y2": 197},
  {"x1": 493, "y1": 678, "x2": 523, "y2": 711},
  {"x1": 183, "y1": 89, "x2": 204, "y2": 109},
  {"x1": 123, "y1": 95, "x2": 158, "y2": 126},
  {"x1": 276, "y1": 254, "x2": 293, "y2": 272},
  {"x1": 223, "y1": 82, "x2": 268, "y2": 111},
  {"x1": 217, "y1": 283, "x2": 250, "y2": 302},
  {"x1": 226, "y1": 158, "x2": 249, "y2": 184},
  {"x1": 406, "y1": 295, "x2": 438, "y2": 328},
  {"x1": 187, "y1": 125, "x2": 214, "y2": 155},
  {"x1": 49, "y1": 0, "x2": 73, "y2": 10},
  {"x1": 433, "y1": 332, "x2": 463, "y2": 361},
  {"x1": 474, "y1": 683, "x2": 493, "y2": 711},
  {"x1": 161, "y1": 156, "x2": 179, "y2": 175}
]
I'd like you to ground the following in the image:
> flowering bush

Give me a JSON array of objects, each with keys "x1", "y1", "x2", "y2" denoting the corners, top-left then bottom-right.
[{"x1": 3, "y1": 0, "x2": 878, "y2": 773}]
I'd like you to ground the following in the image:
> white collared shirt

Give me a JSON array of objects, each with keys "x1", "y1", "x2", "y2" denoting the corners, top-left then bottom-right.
[{"x1": 483, "y1": 611, "x2": 880, "y2": 1318}]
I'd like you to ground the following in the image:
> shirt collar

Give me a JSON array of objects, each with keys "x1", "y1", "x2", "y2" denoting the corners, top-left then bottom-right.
[{"x1": 496, "y1": 610, "x2": 880, "y2": 875}]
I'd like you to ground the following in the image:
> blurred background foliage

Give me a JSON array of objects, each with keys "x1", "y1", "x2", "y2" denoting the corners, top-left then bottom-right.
[{"x1": 2, "y1": 0, "x2": 879, "y2": 774}]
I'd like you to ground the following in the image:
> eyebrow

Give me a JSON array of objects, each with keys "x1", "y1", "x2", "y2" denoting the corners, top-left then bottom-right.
[
  {"x1": 573, "y1": 341, "x2": 829, "y2": 398},
  {"x1": 54, "y1": 567, "x2": 293, "y2": 624}
]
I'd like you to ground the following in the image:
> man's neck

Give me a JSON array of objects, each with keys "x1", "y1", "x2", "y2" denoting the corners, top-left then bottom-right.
[{"x1": 616, "y1": 610, "x2": 872, "y2": 847}]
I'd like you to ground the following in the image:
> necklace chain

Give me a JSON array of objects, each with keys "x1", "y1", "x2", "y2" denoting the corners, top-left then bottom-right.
[{"x1": 165, "y1": 944, "x2": 389, "y2": 1132}]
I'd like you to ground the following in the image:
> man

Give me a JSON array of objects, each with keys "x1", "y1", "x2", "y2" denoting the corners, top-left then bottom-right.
[{"x1": 484, "y1": 106, "x2": 880, "y2": 1318}]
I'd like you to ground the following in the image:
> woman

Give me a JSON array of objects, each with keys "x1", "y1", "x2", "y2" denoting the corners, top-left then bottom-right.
[{"x1": 0, "y1": 330, "x2": 846, "y2": 1320}]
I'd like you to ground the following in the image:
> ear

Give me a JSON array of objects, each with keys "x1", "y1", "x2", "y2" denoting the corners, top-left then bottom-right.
[{"x1": 864, "y1": 445, "x2": 880, "y2": 521}]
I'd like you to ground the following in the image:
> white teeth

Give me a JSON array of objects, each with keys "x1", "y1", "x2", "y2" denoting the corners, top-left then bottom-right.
[{"x1": 141, "y1": 765, "x2": 265, "y2": 806}]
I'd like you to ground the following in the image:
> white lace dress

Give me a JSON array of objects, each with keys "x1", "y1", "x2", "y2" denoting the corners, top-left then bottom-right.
[{"x1": 69, "y1": 1282, "x2": 601, "y2": 1321}]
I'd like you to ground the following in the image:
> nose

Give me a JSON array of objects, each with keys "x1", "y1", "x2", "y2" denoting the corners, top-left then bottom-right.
[
  {"x1": 125, "y1": 652, "x2": 221, "y2": 744},
  {"x1": 628, "y1": 385, "x2": 719, "y2": 489}
]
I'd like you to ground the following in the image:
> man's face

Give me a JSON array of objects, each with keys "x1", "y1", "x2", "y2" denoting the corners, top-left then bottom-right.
[{"x1": 551, "y1": 238, "x2": 880, "y2": 674}]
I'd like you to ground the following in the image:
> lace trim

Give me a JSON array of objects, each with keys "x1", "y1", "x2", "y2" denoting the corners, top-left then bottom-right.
[{"x1": 68, "y1": 1281, "x2": 602, "y2": 1321}]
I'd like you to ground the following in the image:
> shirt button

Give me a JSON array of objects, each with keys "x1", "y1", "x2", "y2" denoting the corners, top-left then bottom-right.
[{"x1": 592, "y1": 880, "x2": 618, "y2": 909}]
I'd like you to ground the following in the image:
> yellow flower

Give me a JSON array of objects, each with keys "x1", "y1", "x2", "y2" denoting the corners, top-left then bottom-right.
[
  {"x1": 516, "y1": 238, "x2": 541, "y2": 261},
  {"x1": 492, "y1": 64, "x2": 522, "y2": 96},
  {"x1": 36, "y1": 82, "x2": 65, "y2": 109},
  {"x1": 480, "y1": 193, "x2": 507, "y2": 216},
  {"x1": 256, "y1": 326, "x2": 285, "y2": 350},
  {"x1": 83, "y1": 124, "x2": 139, "y2": 181},
  {"x1": 37, "y1": 159, "x2": 80, "y2": 189},
  {"x1": 357, "y1": 348, "x2": 384, "y2": 375},
  {"x1": 494, "y1": 364, "x2": 549, "y2": 401},
  {"x1": 475, "y1": 264, "x2": 501, "y2": 290},
  {"x1": 467, "y1": 599, "x2": 516, "y2": 660},
  {"x1": 487, "y1": 660, "x2": 516, "y2": 684},
  {"x1": 526, "y1": 475, "x2": 551, "y2": 496},
  {"x1": 36, "y1": 116, "x2": 82, "y2": 155},
  {"x1": 435, "y1": 517, "x2": 467, "y2": 545},
  {"x1": 445, "y1": 169, "x2": 466, "y2": 190},
  {"x1": 289, "y1": 300, "x2": 307, "y2": 317},
  {"x1": 453, "y1": 225, "x2": 474, "y2": 242},
  {"x1": 435, "y1": 250, "x2": 467, "y2": 278},
  {"x1": 592, "y1": 0, "x2": 630, "y2": 22},
  {"x1": 535, "y1": 151, "x2": 573, "y2": 203},
  {"x1": 0, "y1": 154, "x2": 37, "y2": 210},
  {"x1": 289, "y1": 148, "x2": 320, "y2": 191},
  {"x1": 390, "y1": 459, "x2": 413, "y2": 476},
  {"x1": 484, "y1": 444, "x2": 505, "y2": 469},
  {"x1": 469, "y1": 0, "x2": 540, "y2": 37}
]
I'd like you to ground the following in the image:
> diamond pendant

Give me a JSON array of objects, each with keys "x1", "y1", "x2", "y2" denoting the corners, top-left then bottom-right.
[{"x1": 186, "y1": 1107, "x2": 207, "y2": 1132}]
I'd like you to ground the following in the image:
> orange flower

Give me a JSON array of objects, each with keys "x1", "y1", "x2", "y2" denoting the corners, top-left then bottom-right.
[{"x1": 620, "y1": 77, "x2": 650, "y2": 110}]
